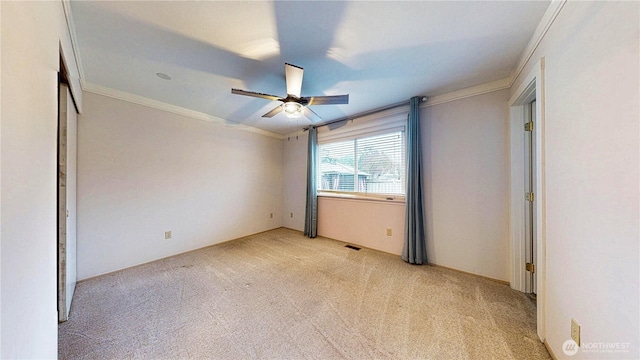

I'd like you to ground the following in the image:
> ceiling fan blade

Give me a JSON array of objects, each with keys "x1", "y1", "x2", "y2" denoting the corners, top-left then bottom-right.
[
  {"x1": 303, "y1": 94, "x2": 349, "y2": 105},
  {"x1": 262, "y1": 105, "x2": 283, "y2": 118},
  {"x1": 232, "y1": 88, "x2": 282, "y2": 102},
  {"x1": 285, "y1": 63, "x2": 304, "y2": 98},
  {"x1": 303, "y1": 107, "x2": 322, "y2": 122}
]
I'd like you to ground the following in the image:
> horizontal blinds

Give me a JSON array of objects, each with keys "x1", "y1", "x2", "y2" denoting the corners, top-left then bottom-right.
[
  {"x1": 317, "y1": 112, "x2": 407, "y2": 144},
  {"x1": 318, "y1": 125, "x2": 405, "y2": 144},
  {"x1": 318, "y1": 130, "x2": 405, "y2": 195}
]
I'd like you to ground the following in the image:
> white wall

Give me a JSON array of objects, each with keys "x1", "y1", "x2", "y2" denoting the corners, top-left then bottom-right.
[
  {"x1": 318, "y1": 197, "x2": 405, "y2": 255},
  {"x1": 423, "y1": 89, "x2": 510, "y2": 281},
  {"x1": 1, "y1": 1, "x2": 82, "y2": 358},
  {"x1": 510, "y1": 2, "x2": 639, "y2": 358},
  {"x1": 282, "y1": 132, "x2": 307, "y2": 231},
  {"x1": 77, "y1": 92, "x2": 284, "y2": 279}
]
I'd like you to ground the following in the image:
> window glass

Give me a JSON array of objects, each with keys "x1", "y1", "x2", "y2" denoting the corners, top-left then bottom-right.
[{"x1": 318, "y1": 130, "x2": 405, "y2": 196}]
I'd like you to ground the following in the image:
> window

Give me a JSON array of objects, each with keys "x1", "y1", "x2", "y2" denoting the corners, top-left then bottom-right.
[{"x1": 318, "y1": 129, "x2": 406, "y2": 196}]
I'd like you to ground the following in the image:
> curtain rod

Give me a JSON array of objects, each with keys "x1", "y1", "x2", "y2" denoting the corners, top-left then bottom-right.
[{"x1": 303, "y1": 96, "x2": 427, "y2": 131}]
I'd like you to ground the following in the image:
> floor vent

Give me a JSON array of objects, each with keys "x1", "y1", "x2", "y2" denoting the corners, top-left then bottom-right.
[{"x1": 345, "y1": 245, "x2": 361, "y2": 251}]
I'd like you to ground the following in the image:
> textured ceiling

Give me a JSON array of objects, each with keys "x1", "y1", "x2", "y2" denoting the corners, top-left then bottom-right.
[{"x1": 70, "y1": 1, "x2": 550, "y2": 135}]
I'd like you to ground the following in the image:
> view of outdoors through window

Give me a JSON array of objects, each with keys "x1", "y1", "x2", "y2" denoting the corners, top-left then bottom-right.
[{"x1": 318, "y1": 131, "x2": 406, "y2": 195}]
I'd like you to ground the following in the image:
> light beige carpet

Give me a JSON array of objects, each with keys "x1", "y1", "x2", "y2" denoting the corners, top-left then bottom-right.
[{"x1": 59, "y1": 228, "x2": 550, "y2": 359}]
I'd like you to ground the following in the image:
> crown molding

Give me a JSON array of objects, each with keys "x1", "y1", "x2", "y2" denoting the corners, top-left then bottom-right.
[
  {"x1": 424, "y1": 77, "x2": 511, "y2": 107},
  {"x1": 509, "y1": 0, "x2": 566, "y2": 87},
  {"x1": 61, "y1": 0, "x2": 85, "y2": 83},
  {"x1": 60, "y1": 0, "x2": 84, "y2": 112},
  {"x1": 422, "y1": 1, "x2": 566, "y2": 107},
  {"x1": 82, "y1": 81, "x2": 285, "y2": 140}
]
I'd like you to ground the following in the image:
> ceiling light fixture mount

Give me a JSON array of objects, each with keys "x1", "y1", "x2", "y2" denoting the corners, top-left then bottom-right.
[{"x1": 282, "y1": 101, "x2": 303, "y2": 118}]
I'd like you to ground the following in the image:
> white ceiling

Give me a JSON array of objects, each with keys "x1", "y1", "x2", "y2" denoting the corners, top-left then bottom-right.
[{"x1": 70, "y1": 1, "x2": 550, "y2": 135}]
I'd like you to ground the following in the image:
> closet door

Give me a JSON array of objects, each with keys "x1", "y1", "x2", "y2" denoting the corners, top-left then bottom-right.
[{"x1": 58, "y1": 84, "x2": 77, "y2": 322}]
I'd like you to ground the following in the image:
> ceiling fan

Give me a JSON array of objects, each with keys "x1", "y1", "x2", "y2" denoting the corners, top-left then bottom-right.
[{"x1": 231, "y1": 63, "x2": 349, "y2": 122}]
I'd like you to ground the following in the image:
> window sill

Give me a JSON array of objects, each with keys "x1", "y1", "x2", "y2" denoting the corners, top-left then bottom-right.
[{"x1": 318, "y1": 191, "x2": 405, "y2": 204}]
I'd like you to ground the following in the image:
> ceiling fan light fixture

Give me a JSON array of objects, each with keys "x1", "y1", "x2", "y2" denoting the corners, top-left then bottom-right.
[{"x1": 283, "y1": 101, "x2": 303, "y2": 118}]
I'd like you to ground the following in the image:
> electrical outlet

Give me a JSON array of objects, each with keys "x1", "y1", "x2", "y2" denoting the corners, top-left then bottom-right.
[
  {"x1": 571, "y1": 318, "x2": 581, "y2": 346},
  {"x1": 165, "y1": 231, "x2": 172, "y2": 239},
  {"x1": 270, "y1": 213, "x2": 273, "y2": 218},
  {"x1": 290, "y1": 212, "x2": 293, "y2": 218},
  {"x1": 386, "y1": 228, "x2": 392, "y2": 236}
]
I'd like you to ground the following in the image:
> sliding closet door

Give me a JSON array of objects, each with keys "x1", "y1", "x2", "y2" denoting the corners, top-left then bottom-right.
[{"x1": 58, "y1": 84, "x2": 77, "y2": 322}]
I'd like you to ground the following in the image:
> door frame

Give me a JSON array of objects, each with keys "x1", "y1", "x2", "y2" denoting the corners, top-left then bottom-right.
[
  {"x1": 524, "y1": 99, "x2": 537, "y2": 295},
  {"x1": 509, "y1": 58, "x2": 546, "y2": 341}
]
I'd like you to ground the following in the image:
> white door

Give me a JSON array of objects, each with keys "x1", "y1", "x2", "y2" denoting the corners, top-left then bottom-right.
[{"x1": 58, "y1": 84, "x2": 77, "y2": 322}]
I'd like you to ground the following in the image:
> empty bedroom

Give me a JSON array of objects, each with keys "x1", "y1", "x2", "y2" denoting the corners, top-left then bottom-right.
[{"x1": 0, "y1": 1, "x2": 638, "y2": 359}]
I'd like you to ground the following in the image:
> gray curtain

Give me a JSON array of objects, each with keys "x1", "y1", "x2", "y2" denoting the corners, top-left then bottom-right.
[
  {"x1": 402, "y1": 97, "x2": 427, "y2": 264},
  {"x1": 304, "y1": 126, "x2": 318, "y2": 238}
]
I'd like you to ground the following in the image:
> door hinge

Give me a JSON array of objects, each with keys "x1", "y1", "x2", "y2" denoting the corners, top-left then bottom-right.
[
  {"x1": 526, "y1": 262, "x2": 535, "y2": 273},
  {"x1": 525, "y1": 121, "x2": 534, "y2": 132},
  {"x1": 525, "y1": 192, "x2": 535, "y2": 202}
]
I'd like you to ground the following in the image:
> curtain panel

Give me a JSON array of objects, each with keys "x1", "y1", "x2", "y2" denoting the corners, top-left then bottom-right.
[
  {"x1": 402, "y1": 96, "x2": 427, "y2": 264},
  {"x1": 304, "y1": 126, "x2": 318, "y2": 238}
]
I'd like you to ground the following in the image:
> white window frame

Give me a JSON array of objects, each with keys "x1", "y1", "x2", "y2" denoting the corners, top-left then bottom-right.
[{"x1": 317, "y1": 112, "x2": 408, "y2": 201}]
